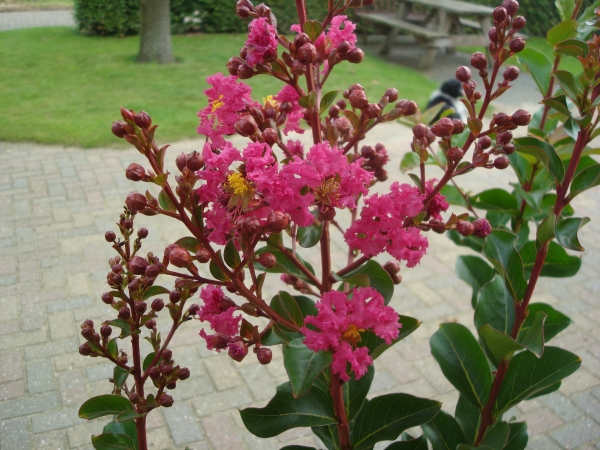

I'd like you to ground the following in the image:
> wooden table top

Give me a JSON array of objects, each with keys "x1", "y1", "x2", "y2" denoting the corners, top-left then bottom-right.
[{"x1": 403, "y1": 0, "x2": 495, "y2": 15}]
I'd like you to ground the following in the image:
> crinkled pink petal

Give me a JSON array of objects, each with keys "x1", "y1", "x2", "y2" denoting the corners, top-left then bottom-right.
[{"x1": 245, "y1": 17, "x2": 278, "y2": 67}]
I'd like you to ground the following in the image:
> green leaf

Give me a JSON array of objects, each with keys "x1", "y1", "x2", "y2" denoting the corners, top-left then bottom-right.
[
  {"x1": 467, "y1": 117, "x2": 483, "y2": 137},
  {"x1": 547, "y1": 19, "x2": 578, "y2": 45},
  {"x1": 540, "y1": 95, "x2": 571, "y2": 117},
  {"x1": 475, "y1": 276, "x2": 515, "y2": 335},
  {"x1": 496, "y1": 346, "x2": 582, "y2": 414},
  {"x1": 555, "y1": 0, "x2": 575, "y2": 20},
  {"x1": 108, "y1": 338, "x2": 118, "y2": 360},
  {"x1": 239, "y1": 381, "x2": 336, "y2": 438},
  {"x1": 271, "y1": 291, "x2": 304, "y2": 330},
  {"x1": 504, "y1": 422, "x2": 528, "y2": 450},
  {"x1": 344, "y1": 363, "x2": 374, "y2": 420},
  {"x1": 479, "y1": 324, "x2": 523, "y2": 364},
  {"x1": 408, "y1": 173, "x2": 423, "y2": 191},
  {"x1": 333, "y1": 272, "x2": 370, "y2": 288},
  {"x1": 280, "y1": 446, "x2": 317, "y2": 450},
  {"x1": 311, "y1": 424, "x2": 339, "y2": 450},
  {"x1": 554, "y1": 38, "x2": 589, "y2": 57},
  {"x1": 106, "y1": 319, "x2": 133, "y2": 339},
  {"x1": 517, "y1": 311, "x2": 547, "y2": 357},
  {"x1": 142, "y1": 285, "x2": 170, "y2": 300},
  {"x1": 115, "y1": 409, "x2": 146, "y2": 422},
  {"x1": 440, "y1": 185, "x2": 468, "y2": 208},
  {"x1": 553, "y1": 70, "x2": 581, "y2": 102},
  {"x1": 482, "y1": 231, "x2": 527, "y2": 303},
  {"x1": 455, "y1": 395, "x2": 480, "y2": 445},
  {"x1": 224, "y1": 239, "x2": 241, "y2": 269},
  {"x1": 430, "y1": 323, "x2": 492, "y2": 409},
  {"x1": 174, "y1": 236, "x2": 199, "y2": 252},
  {"x1": 352, "y1": 394, "x2": 442, "y2": 450},
  {"x1": 456, "y1": 255, "x2": 495, "y2": 309},
  {"x1": 360, "y1": 315, "x2": 420, "y2": 360},
  {"x1": 113, "y1": 367, "x2": 129, "y2": 391},
  {"x1": 298, "y1": 95, "x2": 310, "y2": 109},
  {"x1": 158, "y1": 190, "x2": 176, "y2": 213},
  {"x1": 525, "y1": 381, "x2": 562, "y2": 400},
  {"x1": 421, "y1": 409, "x2": 466, "y2": 450},
  {"x1": 297, "y1": 220, "x2": 323, "y2": 248},
  {"x1": 470, "y1": 189, "x2": 518, "y2": 213},
  {"x1": 320, "y1": 90, "x2": 341, "y2": 115},
  {"x1": 91, "y1": 433, "x2": 137, "y2": 450},
  {"x1": 209, "y1": 250, "x2": 230, "y2": 282},
  {"x1": 384, "y1": 435, "x2": 428, "y2": 449},
  {"x1": 304, "y1": 20, "x2": 323, "y2": 42},
  {"x1": 400, "y1": 152, "x2": 421, "y2": 172},
  {"x1": 103, "y1": 421, "x2": 138, "y2": 449},
  {"x1": 555, "y1": 216, "x2": 590, "y2": 251},
  {"x1": 283, "y1": 338, "x2": 332, "y2": 398},
  {"x1": 517, "y1": 48, "x2": 553, "y2": 94},
  {"x1": 569, "y1": 163, "x2": 600, "y2": 200},
  {"x1": 142, "y1": 352, "x2": 155, "y2": 372},
  {"x1": 343, "y1": 260, "x2": 394, "y2": 304},
  {"x1": 520, "y1": 241, "x2": 582, "y2": 278},
  {"x1": 79, "y1": 395, "x2": 133, "y2": 420},
  {"x1": 447, "y1": 230, "x2": 484, "y2": 253},
  {"x1": 519, "y1": 303, "x2": 572, "y2": 342},
  {"x1": 514, "y1": 137, "x2": 565, "y2": 183},
  {"x1": 255, "y1": 247, "x2": 316, "y2": 284},
  {"x1": 536, "y1": 212, "x2": 557, "y2": 245},
  {"x1": 481, "y1": 421, "x2": 509, "y2": 449}
]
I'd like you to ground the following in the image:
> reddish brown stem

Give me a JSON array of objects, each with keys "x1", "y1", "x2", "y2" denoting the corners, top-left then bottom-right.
[
  {"x1": 331, "y1": 370, "x2": 351, "y2": 450},
  {"x1": 276, "y1": 244, "x2": 323, "y2": 290},
  {"x1": 336, "y1": 255, "x2": 370, "y2": 278},
  {"x1": 131, "y1": 333, "x2": 148, "y2": 450},
  {"x1": 320, "y1": 221, "x2": 332, "y2": 293}
]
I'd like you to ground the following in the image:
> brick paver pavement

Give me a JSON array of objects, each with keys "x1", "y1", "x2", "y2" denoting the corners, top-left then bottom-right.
[
  {"x1": 0, "y1": 119, "x2": 599, "y2": 449},
  {"x1": 0, "y1": 10, "x2": 74, "y2": 32}
]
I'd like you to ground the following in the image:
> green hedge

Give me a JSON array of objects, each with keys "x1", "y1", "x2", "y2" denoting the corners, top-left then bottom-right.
[{"x1": 74, "y1": 0, "x2": 140, "y2": 36}]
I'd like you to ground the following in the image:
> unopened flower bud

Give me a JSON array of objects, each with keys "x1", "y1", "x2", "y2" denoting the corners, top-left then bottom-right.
[
  {"x1": 186, "y1": 151, "x2": 204, "y2": 171},
  {"x1": 456, "y1": 220, "x2": 474, "y2": 236},
  {"x1": 347, "y1": 47, "x2": 364, "y2": 63},
  {"x1": 150, "y1": 298, "x2": 164, "y2": 312},
  {"x1": 455, "y1": 66, "x2": 471, "y2": 82},
  {"x1": 431, "y1": 117, "x2": 455, "y2": 138},
  {"x1": 168, "y1": 247, "x2": 191, "y2": 268},
  {"x1": 148, "y1": 367, "x2": 160, "y2": 380},
  {"x1": 492, "y1": 112, "x2": 509, "y2": 126},
  {"x1": 512, "y1": 16, "x2": 526, "y2": 30},
  {"x1": 101, "y1": 292, "x2": 114, "y2": 304},
  {"x1": 237, "y1": 63, "x2": 254, "y2": 79},
  {"x1": 473, "y1": 218, "x2": 492, "y2": 238},
  {"x1": 195, "y1": 248, "x2": 211, "y2": 264},
  {"x1": 294, "y1": 32, "x2": 310, "y2": 49},
  {"x1": 120, "y1": 107, "x2": 134, "y2": 122},
  {"x1": 479, "y1": 136, "x2": 492, "y2": 150},
  {"x1": 473, "y1": 152, "x2": 490, "y2": 167},
  {"x1": 320, "y1": 206, "x2": 336, "y2": 221},
  {"x1": 349, "y1": 89, "x2": 369, "y2": 109},
  {"x1": 391, "y1": 273, "x2": 402, "y2": 284},
  {"x1": 396, "y1": 99, "x2": 417, "y2": 115},
  {"x1": 159, "y1": 394, "x2": 174, "y2": 407},
  {"x1": 226, "y1": 56, "x2": 245, "y2": 75},
  {"x1": 134, "y1": 302, "x2": 147, "y2": 315},
  {"x1": 494, "y1": 156, "x2": 510, "y2": 169},
  {"x1": 497, "y1": 131, "x2": 512, "y2": 144},
  {"x1": 385, "y1": 88, "x2": 399, "y2": 102},
  {"x1": 169, "y1": 290, "x2": 181, "y2": 303},
  {"x1": 258, "y1": 252, "x2": 276, "y2": 269},
  {"x1": 175, "y1": 153, "x2": 187, "y2": 171},
  {"x1": 290, "y1": 60, "x2": 306, "y2": 76},
  {"x1": 100, "y1": 325, "x2": 112, "y2": 338},
  {"x1": 503, "y1": 143, "x2": 516, "y2": 154},
  {"x1": 511, "y1": 109, "x2": 531, "y2": 126},
  {"x1": 337, "y1": 40, "x2": 351, "y2": 56},
  {"x1": 452, "y1": 119, "x2": 465, "y2": 134},
  {"x1": 257, "y1": 347, "x2": 272, "y2": 365},
  {"x1": 261, "y1": 128, "x2": 277, "y2": 146},
  {"x1": 361, "y1": 145, "x2": 376, "y2": 158},
  {"x1": 133, "y1": 111, "x2": 151, "y2": 129},
  {"x1": 297, "y1": 43, "x2": 317, "y2": 64},
  {"x1": 111, "y1": 121, "x2": 127, "y2": 138},
  {"x1": 81, "y1": 326, "x2": 94, "y2": 339},
  {"x1": 488, "y1": 27, "x2": 499, "y2": 43},
  {"x1": 236, "y1": 115, "x2": 259, "y2": 136},
  {"x1": 126, "y1": 192, "x2": 147, "y2": 212},
  {"x1": 509, "y1": 37, "x2": 525, "y2": 53},
  {"x1": 145, "y1": 319, "x2": 156, "y2": 329},
  {"x1": 363, "y1": 103, "x2": 381, "y2": 119},
  {"x1": 493, "y1": 6, "x2": 507, "y2": 22},
  {"x1": 412, "y1": 124, "x2": 428, "y2": 140},
  {"x1": 502, "y1": 0, "x2": 519, "y2": 16},
  {"x1": 137, "y1": 228, "x2": 149, "y2": 239},
  {"x1": 447, "y1": 147, "x2": 465, "y2": 162},
  {"x1": 129, "y1": 392, "x2": 140, "y2": 404},
  {"x1": 188, "y1": 304, "x2": 200, "y2": 316},
  {"x1": 178, "y1": 367, "x2": 191, "y2": 380},
  {"x1": 267, "y1": 211, "x2": 289, "y2": 233},
  {"x1": 105, "y1": 231, "x2": 117, "y2": 242},
  {"x1": 228, "y1": 340, "x2": 248, "y2": 362},
  {"x1": 79, "y1": 343, "x2": 92, "y2": 356},
  {"x1": 383, "y1": 260, "x2": 401, "y2": 276},
  {"x1": 128, "y1": 256, "x2": 149, "y2": 275},
  {"x1": 118, "y1": 307, "x2": 130, "y2": 320}
]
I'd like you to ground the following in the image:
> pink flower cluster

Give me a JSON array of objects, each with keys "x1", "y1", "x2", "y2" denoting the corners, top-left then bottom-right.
[
  {"x1": 245, "y1": 17, "x2": 278, "y2": 68},
  {"x1": 273, "y1": 85, "x2": 304, "y2": 135},
  {"x1": 198, "y1": 285, "x2": 241, "y2": 352},
  {"x1": 291, "y1": 15, "x2": 357, "y2": 53},
  {"x1": 344, "y1": 182, "x2": 429, "y2": 267},
  {"x1": 425, "y1": 179, "x2": 449, "y2": 220},
  {"x1": 302, "y1": 287, "x2": 400, "y2": 381}
]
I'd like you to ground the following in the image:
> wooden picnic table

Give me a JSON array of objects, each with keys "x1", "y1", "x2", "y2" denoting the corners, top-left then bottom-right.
[{"x1": 356, "y1": 0, "x2": 494, "y2": 69}]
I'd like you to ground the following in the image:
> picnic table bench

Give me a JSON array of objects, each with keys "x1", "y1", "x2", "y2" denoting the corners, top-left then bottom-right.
[{"x1": 356, "y1": 0, "x2": 494, "y2": 69}]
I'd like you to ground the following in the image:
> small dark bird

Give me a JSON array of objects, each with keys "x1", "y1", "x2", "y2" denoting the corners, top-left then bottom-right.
[{"x1": 426, "y1": 79, "x2": 468, "y2": 124}]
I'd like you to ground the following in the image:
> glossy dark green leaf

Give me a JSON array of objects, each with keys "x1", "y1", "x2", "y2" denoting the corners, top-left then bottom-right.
[
  {"x1": 79, "y1": 395, "x2": 133, "y2": 420},
  {"x1": 352, "y1": 394, "x2": 442, "y2": 450},
  {"x1": 547, "y1": 19, "x2": 578, "y2": 45},
  {"x1": 447, "y1": 230, "x2": 484, "y2": 253},
  {"x1": 555, "y1": 216, "x2": 590, "y2": 251},
  {"x1": 554, "y1": 38, "x2": 589, "y2": 57},
  {"x1": 333, "y1": 272, "x2": 370, "y2": 288},
  {"x1": 569, "y1": 163, "x2": 600, "y2": 200},
  {"x1": 509, "y1": 182, "x2": 546, "y2": 213},
  {"x1": 440, "y1": 184, "x2": 469, "y2": 208},
  {"x1": 540, "y1": 95, "x2": 571, "y2": 117},
  {"x1": 521, "y1": 240, "x2": 582, "y2": 278},
  {"x1": 320, "y1": 90, "x2": 341, "y2": 115},
  {"x1": 106, "y1": 319, "x2": 133, "y2": 339},
  {"x1": 517, "y1": 311, "x2": 547, "y2": 357},
  {"x1": 343, "y1": 260, "x2": 394, "y2": 304},
  {"x1": 455, "y1": 395, "x2": 480, "y2": 445},
  {"x1": 224, "y1": 239, "x2": 241, "y2": 269},
  {"x1": 555, "y1": 0, "x2": 575, "y2": 20},
  {"x1": 504, "y1": 422, "x2": 528, "y2": 450},
  {"x1": 142, "y1": 285, "x2": 170, "y2": 300},
  {"x1": 519, "y1": 303, "x2": 572, "y2": 342},
  {"x1": 297, "y1": 221, "x2": 323, "y2": 249},
  {"x1": 470, "y1": 189, "x2": 518, "y2": 213},
  {"x1": 482, "y1": 230, "x2": 527, "y2": 303},
  {"x1": 408, "y1": 173, "x2": 423, "y2": 191},
  {"x1": 400, "y1": 152, "x2": 421, "y2": 173},
  {"x1": 456, "y1": 255, "x2": 495, "y2": 309},
  {"x1": 421, "y1": 409, "x2": 466, "y2": 450},
  {"x1": 524, "y1": 381, "x2": 562, "y2": 400},
  {"x1": 537, "y1": 211, "x2": 557, "y2": 245},
  {"x1": 255, "y1": 247, "x2": 317, "y2": 284},
  {"x1": 174, "y1": 237, "x2": 199, "y2": 252},
  {"x1": 311, "y1": 424, "x2": 339, "y2": 450},
  {"x1": 517, "y1": 48, "x2": 553, "y2": 94},
  {"x1": 479, "y1": 325, "x2": 523, "y2": 363},
  {"x1": 209, "y1": 250, "x2": 230, "y2": 282},
  {"x1": 496, "y1": 346, "x2": 581, "y2": 413},
  {"x1": 360, "y1": 315, "x2": 420, "y2": 360},
  {"x1": 514, "y1": 137, "x2": 565, "y2": 184},
  {"x1": 430, "y1": 323, "x2": 492, "y2": 409},
  {"x1": 158, "y1": 190, "x2": 176, "y2": 213},
  {"x1": 115, "y1": 409, "x2": 145, "y2": 422},
  {"x1": 283, "y1": 338, "x2": 332, "y2": 398},
  {"x1": 481, "y1": 421, "x2": 509, "y2": 449},
  {"x1": 271, "y1": 291, "x2": 304, "y2": 329},
  {"x1": 113, "y1": 367, "x2": 129, "y2": 391},
  {"x1": 103, "y1": 421, "x2": 138, "y2": 449},
  {"x1": 107, "y1": 338, "x2": 118, "y2": 360},
  {"x1": 553, "y1": 70, "x2": 580, "y2": 102},
  {"x1": 239, "y1": 382, "x2": 336, "y2": 438},
  {"x1": 384, "y1": 435, "x2": 428, "y2": 450},
  {"x1": 142, "y1": 352, "x2": 155, "y2": 372},
  {"x1": 344, "y1": 364, "x2": 374, "y2": 420},
  {"x1": 91, "y1": 433, "x2": 136, "y2": 450}
]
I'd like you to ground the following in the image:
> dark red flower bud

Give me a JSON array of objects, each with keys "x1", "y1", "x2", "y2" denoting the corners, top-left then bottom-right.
[
  {"x1": 503, "y1": 143, "x2": 516, "y2": 155},
  {"x1": 512, "y1": 16, "x2": 526, "y2": 30},
  {"x1": 178, "y1": 367, "x2": 191, "y2": 380},
  {"x1": 492, "y1": 112, "x2": 509, "y2": 126},
  {"x1": 290, "y1": 60, "x2": 306, "y2": 76},
  {"x1": 502, "y1": 0, "x2": 519, "y2": 16},
  {"x1": 430, "y1": 117, "x2": 455, "y2": 138},
  {"x1": 297, "y1": 43, "x2": 317, "y2": 64},
  {"x1": 509, "y1": 37, "x2": 525, "y2": 53},
  {"x1": 186, "y1": 151, "x2": 204, "y2": 171},
  {"x1": 111, "y1": 121, "x2": 127, "y2": 138},
  {"x1": 79, "y1": 343, "x2": 92, "y2": 356},
  {"x1": 294, "y1": 32, "x2": 310, "y2": 49},
  {"x1": 452, "y1": 120, "x2": 465, "y2": 134},
  {"x1": 426, "y1": 130, "x2": 436, "y2": 144},
  {"x1": 412, "y1": 124, "x2": 428, "y2": 140},
  {"x1": 148, "y1": 366, "x2": 161, "y2": 380},
  {"x1": 473, "y1": 218, "x2": 492, "y2": 238},
  {"x1": 100, "y1": 325, "x2": 112, "y2": 337},
  {"x1": 136, "y1": 229, "x2": 148, "y2": 241},
  {"x1": 228, "y1": 340, "x2": 248, "y2": 362},
  {"x1": 187, "y1": 304, "x2": 200, "y2": 316},
  {"x1": 329, "y1": 105, "x2": 340, "y2": 119},
  {"x1": 128, "y1": 256, "x2": 149, "y2": 275},
  {"x1": 134, "y1": 111, "x2": 151, "y2": 129},
  {"x1": 363, "y1": 103, "x2": 381, "y2": 119},
  {"x1": 455, "y1": 66, "x2": 472, "y2": 83},
  {"x1": 81, "y1": 326, "x2": 94, "y2": 339},
  {"x1": 383, "y1": 260, "x2": 401, "y2": 276},
  {"x1": 347, "y1": 47, "x2": 364, "y2": 64},
  {"x1": 105, "y1": 231, "x2": 117, "y2": 242},
  {"x1": 129, "y1": 392, "x2": 140, "y2": 404},
  {"x1": 257, "y1": 347, "x2": 272, "y2": 365},
  {"x1": 494, "y1": 156, "x2": 510, "y2": 169},
  {"x1": 349, "y1": 89, "x2": 369, "y2": 109},
  {"x1": 258, "y1": 252, "x2": 276, "y2": 269},
  {"x1": 237, "y1": 63, "x2": 254, "y2": 79},
  {"x1": 143, "y1": 264, "x2": 158, "y2": 279},
  {"x1": 493, "y1": 6, "x2": 507, "y2": 22},
  {"x1": 385, "y1": 87, "x2": 399, "y2": 102},
  {"x1": 134, "y1": 302, "x2": 147, "y2": 315},
  {"x1": 447, "y1": 147, "x2": 465, "y2": 162},
  {"x1": 120, "y1": 107, "x2": 134, "y2": 122},
  {"x1": 497, "y1": 131, "x2": 512, "y2": 144},
  {"x1": 175, "y1": 153, "x2": 187, "y2": 172},
  {"x1": 169, "y1": 290, "x2": 181, "y2": 303},
  {"x1": 236, "y1": 115, "x2": 259, "y2": 136},
  {"x1": 478, "y1": 136, "x2": 492, "y2": 150},
  {"x1": 118, "y1": 307, "x2": 130, "y2": 320},
  {"x1": 473, "y1": 152, "x2": 490, "y2": 167},
  {"x1": 457, "y1": 220, "x2": 474, "y2": 237},
  {"x1": 471, "y1": 53, "x2": 488, "y2": 71},
  {"x1": 267, "y1": 211, "x2": 289, "y2": 233},
  {"x1": 503, "y1": 65, "x2": 520, "y2": 82},
  {"x1": 126, "y1": 192, "x2": 147, "y2": 212},
  {"x1": 101, "y1": 292, "x2": 114, "y2": 304},
  {"x1": 488, "y1": 27, "x2": 499, "y2": 43},
  {"x1": 361, "y1": 146, "x2": 376, "y2": 158},
  {"x1": 336, "y1": 40, "x2": 351, "y2": 56},
  {"x1": 150, "y1": 299, "x2": 164, "y2": 312},
  {"x1": 159, "y1": 394, "x2": 174, "y2": 407},
  {"x1": 144, "y1": 319, "x2": 156, "y2": 329},
  {"x1": 226, "y1": 56, "x2": 245, "y2": 76},
  {"x1": 162, "y1": 348, "x2": 173, "y2": 361},
  {"x1": 168, "y1": 247, "x2": 191, "y2": 268},
  {"x1": 511, "y1": 109, "x2": 531, "y2": 126},
  {"x1": 193, "y1": 248, "x2": 210, "y2": 264},
  {"x1": 123, "y1": 123, "x2": 135, "y2": 135}
]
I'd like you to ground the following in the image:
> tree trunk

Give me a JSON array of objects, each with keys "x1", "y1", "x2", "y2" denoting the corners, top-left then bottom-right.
[{"x1": 137, "y1": 0, "x2": 175, "y2": 64}]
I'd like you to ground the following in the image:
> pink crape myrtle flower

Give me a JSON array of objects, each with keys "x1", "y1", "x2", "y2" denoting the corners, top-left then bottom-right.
[
  {"x1": 245, "y1": 17, "x2": 278, "y2": 67},
  {"x1": 327, "y1": 15, "x2": 357, "y2": 50},
  {"x1": 286, "y1": 139, "x2": 304, "y2": 157},
  {"x1": 425, "y1": 178, "x2": 449, "y2": 220},
  {"x1": 273, "y1": 85, "x2": 305, "y2": 135},
  {"x1": 197, "y1": 73, "x2": 256, "y2": 148},
  {"x1": 198, "y1": 285, "x2": 241, "y2": 352},
  {"x1": 344, "y1": 182, "x2": 429, "y2": 267},
  {"x1": 302, "y1": 287, "x2": 400, "y2": 381}
]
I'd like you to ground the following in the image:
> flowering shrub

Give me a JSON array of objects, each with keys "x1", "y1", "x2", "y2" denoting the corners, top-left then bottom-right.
[{"x1": 76, "y1": 0, "x2": 600, "y2": 449}]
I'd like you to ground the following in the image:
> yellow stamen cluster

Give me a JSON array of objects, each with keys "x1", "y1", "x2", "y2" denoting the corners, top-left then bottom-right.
[
  {"x1": 263, "y1": 95, "x2": 279, "y2": 107},
  {"x1": 316, "y1": 178, "x2": 340, "y2": 202},
  {"x1": 227, "y1": 172, "x2": 253, "y2": 196},
  {"x1": 343, "y1": 324, "x2": 365, "y2": 340},
  {"x1": 211, "y1": 95, "x2": 225, "y2": 112}
]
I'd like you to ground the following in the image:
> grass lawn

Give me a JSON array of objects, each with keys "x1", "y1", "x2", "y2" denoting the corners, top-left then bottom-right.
[{"x1": 1, "y1": 27, "x2": 438, "y2": 148}]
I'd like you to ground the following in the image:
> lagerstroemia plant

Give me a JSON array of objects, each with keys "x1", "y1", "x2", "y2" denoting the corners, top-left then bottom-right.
[{"x1": 76, "y1": 0, "x2": 599, "y2": 449}]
